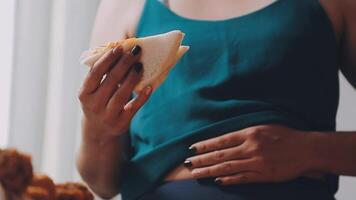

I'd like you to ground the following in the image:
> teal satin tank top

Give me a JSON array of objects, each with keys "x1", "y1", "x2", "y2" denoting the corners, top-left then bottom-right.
[{"x1": 122, "y1": 0, "x2": 339, "y2": 199}]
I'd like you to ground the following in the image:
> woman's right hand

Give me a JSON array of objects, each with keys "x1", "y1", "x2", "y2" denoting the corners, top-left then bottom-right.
[{"x1": 78, "y1": 45, "x2": 152, "y2": 142}]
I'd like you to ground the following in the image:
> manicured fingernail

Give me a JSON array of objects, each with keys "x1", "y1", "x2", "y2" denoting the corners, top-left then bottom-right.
[
  {"x1": 124, "y1": 103, "x2": 133, "y2": 111},
  {"x1": 145, "y1": 86, "x2": 152, "y2": 95},
  {"x1": 188, "y1": 146, "x2": 197, "y2": 155},
  {"x1": 214, "y1": 178, "x2": 222, "y2": 185},
  {"x1": 183, "y1": 160, "x2": 193, "y2": 168},
  {"x1": 133, "y1": 62, "x2": 143, "y2": 73},
  {"x1": 131, "y1": 45, "x2": 141, "y2": 56}
]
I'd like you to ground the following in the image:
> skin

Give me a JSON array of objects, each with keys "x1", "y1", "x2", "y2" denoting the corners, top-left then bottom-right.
[
  {"x1": 77, "y1": 46, "x2": 152, "y2": 198},
  {"x1": 76, "y1": 0, "x2": 356, "y2": 198}
]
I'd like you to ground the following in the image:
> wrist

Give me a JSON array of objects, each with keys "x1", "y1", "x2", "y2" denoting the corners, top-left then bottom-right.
[
  {"x1": 302, "y1": 131, "x2": 330, "y2": 173},
  {"x1": 81, "y1": 117, "x2": 124, "y2": 146}
]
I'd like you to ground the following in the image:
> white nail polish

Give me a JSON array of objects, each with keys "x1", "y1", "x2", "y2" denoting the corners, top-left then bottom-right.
[{"x1": 124, "y1": 103, "x2": 133, "y2": 111}]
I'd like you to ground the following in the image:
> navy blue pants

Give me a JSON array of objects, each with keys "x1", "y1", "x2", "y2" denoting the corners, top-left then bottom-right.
[{"x1": 138, "y1": 178, "x2": 335, "y2": 200}]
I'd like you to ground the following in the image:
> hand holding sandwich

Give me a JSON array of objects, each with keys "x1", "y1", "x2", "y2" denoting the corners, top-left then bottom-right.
[
  {"x1": 78, "y1": 30, "x2": 188, "y2": 142},
  {"x1": 78, "y1": 45, "x2": 152, "y2": 142}
]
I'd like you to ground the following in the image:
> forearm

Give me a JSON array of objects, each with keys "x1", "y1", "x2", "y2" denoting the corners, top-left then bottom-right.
[
  {"x1": 76, "y1": 122, "x2": 128, "y2": 198},
  {"x1": 308, "y1": 131, "x2": 356, "y2": 176}
]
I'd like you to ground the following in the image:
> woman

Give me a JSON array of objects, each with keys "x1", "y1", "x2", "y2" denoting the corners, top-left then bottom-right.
[{"x1": 76, "y1": 0, "x2": 356, "y2": 199}]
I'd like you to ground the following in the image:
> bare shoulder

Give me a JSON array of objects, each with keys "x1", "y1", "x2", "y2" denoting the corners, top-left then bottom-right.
[
  {"x1": 321, "y1": 0, "x2": 356, "y2": 39},
  {"x1": 90, "y1": 0, "x2": 146, "y2": 47}
]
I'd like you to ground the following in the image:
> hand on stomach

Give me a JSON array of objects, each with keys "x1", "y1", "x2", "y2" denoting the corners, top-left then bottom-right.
[{"x1": 164, "y1": 125, "x2": 326, "y2": 184}]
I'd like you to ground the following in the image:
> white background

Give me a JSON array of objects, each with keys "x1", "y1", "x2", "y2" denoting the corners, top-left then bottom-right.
[{"x1": 0, "y1": 0, "x2": 15, "y2": 147}]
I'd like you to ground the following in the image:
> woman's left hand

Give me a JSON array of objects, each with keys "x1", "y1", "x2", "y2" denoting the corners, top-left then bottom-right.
[{"x1": 185, "y1": 125, "x2": 320, "y2": 185}]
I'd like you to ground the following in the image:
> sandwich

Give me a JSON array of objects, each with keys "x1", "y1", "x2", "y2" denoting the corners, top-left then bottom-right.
[{"x1": 80, "y1": 30, "x2": 189, "y2": 93}]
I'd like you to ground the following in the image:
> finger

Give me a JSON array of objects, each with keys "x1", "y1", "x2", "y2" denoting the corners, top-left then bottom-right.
[
  {"x1": 94, "y1": 46, "x2": 141, "y2": 105},
  {"x1": 80, "y1": 47, "x2": 123, "y2": 95},
  {"x1": 190, "y1": 131, "x2": 245, "y2": 155},
  {"x1": 119, "y1": 85, "x2": 152, "y2": 122},
  {"x1": 185, "y1": 145, "x2": 249, "y2": 168},
  {"x1": 106, "y1": 63, "x2": 143, "y2": 114},
  {"x1": 215, "y1": 171, "x2": 262, "y2": 185},
  {"x1": 191, "y1": 159, "x2": 254, "y2": 179}
]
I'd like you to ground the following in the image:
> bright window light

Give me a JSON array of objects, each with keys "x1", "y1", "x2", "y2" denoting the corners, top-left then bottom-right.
[{"x1": 0, "y1": 0, "x2": 15, "y2": 147}]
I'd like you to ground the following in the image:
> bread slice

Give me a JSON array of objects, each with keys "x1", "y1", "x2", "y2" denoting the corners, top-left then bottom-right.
[{"x1": 80, "y1": 30, "x2": 189, "y2": 93}]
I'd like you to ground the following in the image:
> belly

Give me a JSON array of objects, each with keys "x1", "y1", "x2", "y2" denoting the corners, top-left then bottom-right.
[{"x1": 164, "y1": 164, "x2": 193, "y2": 181}]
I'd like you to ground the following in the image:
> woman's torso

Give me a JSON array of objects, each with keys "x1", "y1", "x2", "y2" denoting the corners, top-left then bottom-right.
[
  {"x1": 127, "y1": 0, "x2": 342, "y2": 182},
  {"x1": 87, "y1": 0, "x2": 341, "y2": 199}
]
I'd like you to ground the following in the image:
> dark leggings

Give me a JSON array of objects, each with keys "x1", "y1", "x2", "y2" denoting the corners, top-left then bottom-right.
[{"x1": 138, "y1": 178, "x2": 335, "y2": 200}]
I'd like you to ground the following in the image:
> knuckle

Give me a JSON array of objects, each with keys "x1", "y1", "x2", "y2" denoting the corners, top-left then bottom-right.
[
  {"x1": 200, "y1": 143, "x2": 208, "y2": 152},
  {"x1": 106, "y1": 72, "x2": 121, "y2": 84},
  {"x1": 217, "y1": 137, "x2": 227, "y2": 146},
  {"x1": 249, "y1": 143, "x2": 263, "y2": 154},
  {"x1": 192, "y1": 169, "x2": 203, "y2": 178},
  {"x1": 214, "y1": 150, "x2": 225, "y2": 162},
  {"x1": 204, "y1": 168, "x2": 211, "y2": 176},
  {"x1": 91, "y1": 102, "x2": 102, "y2": 113},
  {"x1": 247, "y1": 128, "x2": 263, "y2": 141},
  {"x1": 220, "y1": 162, "x2": 233, "y2": 172}
]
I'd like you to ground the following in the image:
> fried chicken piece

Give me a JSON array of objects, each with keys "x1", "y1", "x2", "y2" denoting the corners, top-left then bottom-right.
[
  {"x1": 28, "y1": 174, "x2": 56, "y2": 200},
  {"x1": 55, "y1": 183, "x2": 94, "y2": 200},
  {"x1": 25, "y1": 186, "x2": 50, "y2": 200},
  {"x1": 0, "y1": 148, "x2": 33, "y2": 194}
]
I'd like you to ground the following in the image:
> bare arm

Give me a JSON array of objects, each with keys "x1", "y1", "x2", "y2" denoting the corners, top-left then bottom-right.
[
  {"x1": 76, "y1": 0, "x2": 148, "y2": 198},
  {"x1": 312, "y1": 0, "x2": 356, "y2": 177}
]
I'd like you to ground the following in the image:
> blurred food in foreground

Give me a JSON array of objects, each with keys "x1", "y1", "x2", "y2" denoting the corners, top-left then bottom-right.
[{"x1": 0, "y1": 148, "x2": 94, "y2": 200}]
